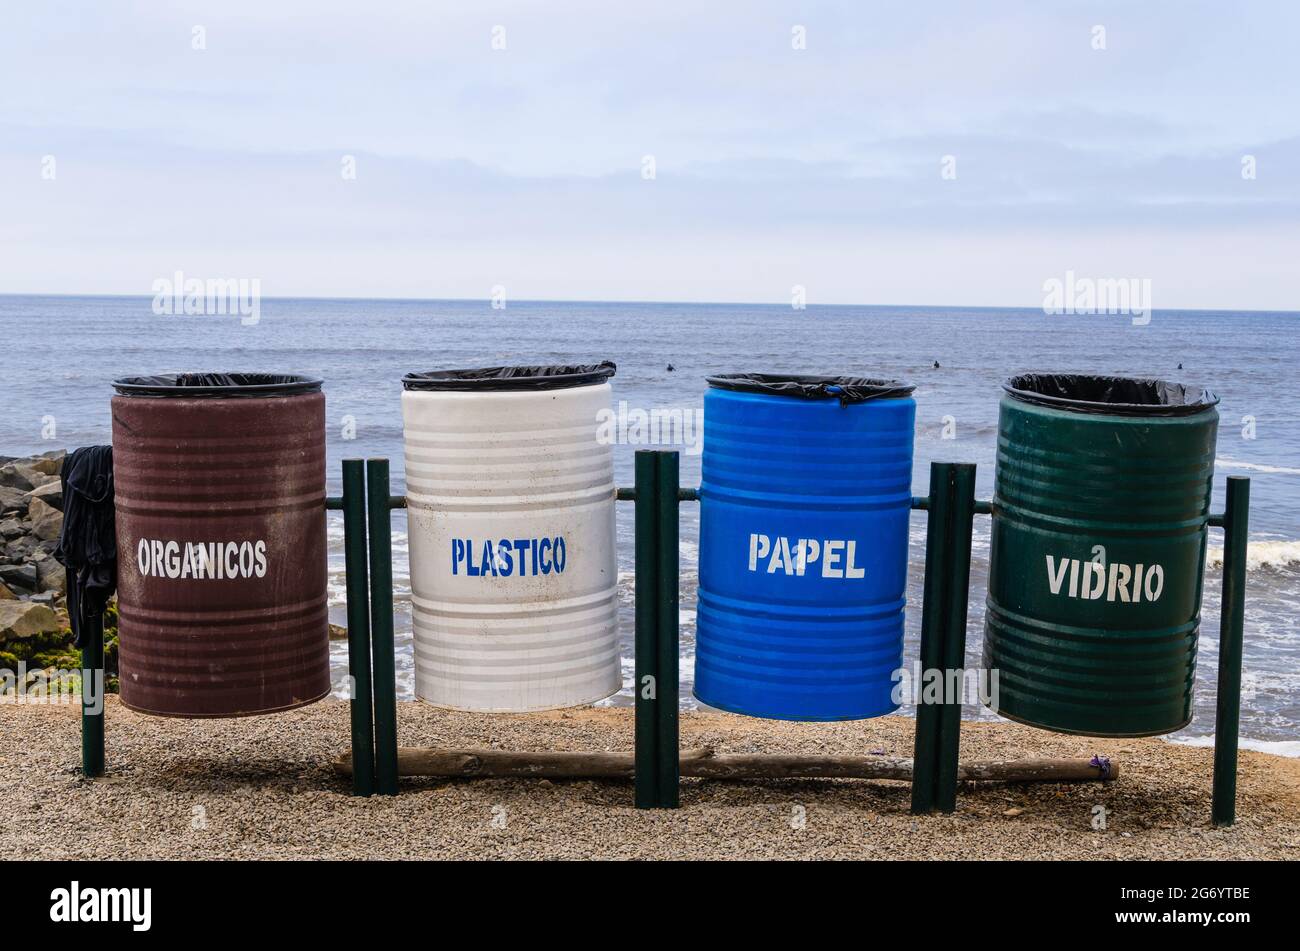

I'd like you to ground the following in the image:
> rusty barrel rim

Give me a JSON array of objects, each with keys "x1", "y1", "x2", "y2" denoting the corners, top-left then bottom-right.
[{"x1": 112, "y1": 372, "x2": 323, "y2": 398}]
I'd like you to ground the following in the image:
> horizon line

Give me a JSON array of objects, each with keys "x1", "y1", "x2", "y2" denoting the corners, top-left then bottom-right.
[{"x1": 0, "y1": 292, "x2": 1296, "y2": 317}]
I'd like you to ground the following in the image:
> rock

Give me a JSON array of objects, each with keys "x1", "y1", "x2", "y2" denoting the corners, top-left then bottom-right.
[
  {"x1": 3, "y1": 537, "x2": 39, "y2": 564},
  {"x1": 0, "y1": 563, "x2": 38, "y2": 591},
  {"x1": 26, "y1": 480, "x2": 62, "y2": 510},
  {"x1": 0, "y1": 465, "x2": 28, "y2": 490},
  {"x1": 27, "y1": 497, "x2": 63, "y2": 542},
  {"x1": 0, "y1": 519, "x2": 23, "y2": 540},
  {"x1": 0, "y1": 463, "x2": 53, "y2": 492},
  {"x1": 0, "y1": 601, "x2": 61, "y2": 640},
  {"x1": 0, "y1": 581, "x2": 14, "y2": 600},
  {"x1": 27, "y1": 451, "x2": 65, "y2": 477},
  {"x1": 328, "y1": 623, "x2": 348, "y2": 640},
  {"x1": 34, "y1": 557, "x2": 65, "y2": 595},
  {"x1": 0, "y1": 486, "x2": 26, "y2": 516}
]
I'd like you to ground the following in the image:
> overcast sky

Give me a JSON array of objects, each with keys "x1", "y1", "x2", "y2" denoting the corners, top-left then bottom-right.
[{"x1": 1, "y1": 1, "x2": 1297, "y2": 308}]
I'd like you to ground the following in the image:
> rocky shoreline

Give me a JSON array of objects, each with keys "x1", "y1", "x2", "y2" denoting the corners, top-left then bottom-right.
[{"x1": 0, "y1": 450, "x2": 118, "y2": 689}]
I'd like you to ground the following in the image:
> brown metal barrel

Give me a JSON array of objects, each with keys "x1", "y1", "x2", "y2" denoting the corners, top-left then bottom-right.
[{"x1": 111, "y1": 373, "x2": 329, "y2": 717}]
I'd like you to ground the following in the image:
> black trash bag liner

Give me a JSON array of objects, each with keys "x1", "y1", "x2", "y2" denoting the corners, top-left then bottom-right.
[
  {"x1": 1004, "y1": 373, "x2": 1219, "y2": 417},
  {"x1": 403, "y1": 361, "x2": 616, "y2": 392},
  {"x1": 707, "y1": 373, "x2": 915, "y2": 406},
  {"x1": 53, "y1": 446, "x2": 116, "y2": 650},
  {"x1": 113, "y1": 373, "x2": 323, "y2": 397}
]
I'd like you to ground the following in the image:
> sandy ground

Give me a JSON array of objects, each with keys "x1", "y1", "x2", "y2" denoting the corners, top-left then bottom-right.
[{"x1": 2, "y1": 697, "x2": 1297, "y2": 860}]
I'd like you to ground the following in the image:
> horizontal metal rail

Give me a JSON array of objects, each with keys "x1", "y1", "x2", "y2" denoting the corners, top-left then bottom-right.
[
  {"x1": 340, "y1": 490, "x2": 1212, "y2": 522},
  {"x1": 352, "y1": 489, "x2": 993, "y2": 510}
]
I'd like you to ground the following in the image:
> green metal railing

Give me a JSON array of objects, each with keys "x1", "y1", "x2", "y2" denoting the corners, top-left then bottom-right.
[
  {"x1": 80, "y1": 615, "x2": 105, "y2": 779},
  {"x1": 77, "y1": 454, "x2": 1250, "y2": 828},
  {"x1": 632, "y1": 451, "x2": 681, "y2": 807},
  {"x1": 330, "y1": 454, "x2": 1253, "y2": 823},
  {"x1": 909, "y1": 462, "x2": 976, "y2": 814},
  {"x1": 1211, "y1": 476, "x2": 1250, "y2": 827},
  {"x1": 341, "y1": 460, "x2": 375, "y2": 796}
]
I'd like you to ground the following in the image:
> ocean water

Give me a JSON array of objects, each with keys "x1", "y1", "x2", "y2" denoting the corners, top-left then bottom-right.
[{"x1": 3, "y1": 295, "x2": 1296, "y2": 751}]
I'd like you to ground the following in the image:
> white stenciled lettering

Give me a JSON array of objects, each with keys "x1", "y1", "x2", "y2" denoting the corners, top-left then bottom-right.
[
  {"x1": 1044, "y1": 554, "x2": 1165, "y2": 603},
  {"x1": 822, "y1": 540, "x2": 845, "y2": 578},
  {"x1": 746, "y1": 533, "x2": 867, "y2": 581},
  {"x1": 1046, "y1": 555, "x2": 1070, "y2": 595},
  {"x1": 133, "y1": 537, "x2": 269, "y2": 580},
  {"x1": 1145, "y1": 563, "x2": 1164, "y2": 601},
  {"x1": 163, "y1": 540, "x2": 180, "y2": 578},
  {"x1": 1080, "y1": 561, "x2": 1105, "y2": 600},
  {"x1": 767, "y1": 536, "x2": 793, "y2": 575},
  {"x1": 844, "y1": 541, "x2": 865, "y2": 579}
]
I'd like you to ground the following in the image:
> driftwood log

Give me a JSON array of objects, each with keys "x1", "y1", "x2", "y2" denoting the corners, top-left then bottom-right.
[{"x1": 334, "y1": 747, "x2": 1117, "y2": 783}]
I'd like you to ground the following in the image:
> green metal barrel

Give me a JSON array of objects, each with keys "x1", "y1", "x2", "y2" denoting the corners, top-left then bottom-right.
[{"x1": 982, "y1": 374, "x2": 1219, "y2": 737}]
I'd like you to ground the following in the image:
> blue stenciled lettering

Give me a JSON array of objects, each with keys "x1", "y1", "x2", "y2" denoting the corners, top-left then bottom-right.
[
  {"x1": 496, "y1": 538, "x2": 513, "y2": 576},
  {"x1": 449, "y1": 536, "x2": 568, "y2": 578}
]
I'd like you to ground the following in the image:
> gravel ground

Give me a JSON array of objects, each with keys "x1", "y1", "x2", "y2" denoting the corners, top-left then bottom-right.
[{"x1": 3, "y1": 697, "x2": 1297, "y2": 860}]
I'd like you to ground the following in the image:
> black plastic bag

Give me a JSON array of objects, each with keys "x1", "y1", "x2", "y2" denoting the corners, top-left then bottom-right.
[
  {"x1": 707, "y1": 373, "x2": 914, "y2": 406},
  {"x1": 1004, "y1": 374, "x2": 1218, "y2": 417},
  {"x1": 53, "y1": 446, "x2": 116, "y2": 649},
  {"x1": 404, "y1": 362, "x2": 616, "y2": 392},
  {"x1": 113, "y1": 373, "x2": 322, "y2": 397}
]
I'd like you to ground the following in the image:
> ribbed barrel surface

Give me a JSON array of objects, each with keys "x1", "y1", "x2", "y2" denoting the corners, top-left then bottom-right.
[
  {"x1": 112, "y1": 388, "x2": 329, "y2": 718},
  {"x1": 694, "y1": 387, "x2": 916, "y2": 721},
  {"x1": 983, "y1": 386, "x2": 1218, "y2": 737},
  {"x1": 403, "y1": 382, "x2": 620, "y2": 712}
]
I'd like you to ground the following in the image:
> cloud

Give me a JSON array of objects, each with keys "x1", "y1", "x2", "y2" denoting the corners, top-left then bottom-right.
[{"x1": 0, "y1": 1, "x2": 1297, "y2": 305}]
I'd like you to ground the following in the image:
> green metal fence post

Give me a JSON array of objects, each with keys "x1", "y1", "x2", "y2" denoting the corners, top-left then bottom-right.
[
  {"x1": 342, "y1": 460, "x2": 375, "y2": 797},
  {"x1": 80, "y1": 611, "x2": 105, "y2": 778},
  {"x1": 911, "y1": 462, "x2": 953, "y2": 814},
  {"x1": 634, "y1": 451, "x2": 661, "y2": 809},
  {"x1": 367, "y1": 458, "x2": 399, "y2": 796},
  {"x1": 935, "y1": 463, "x2": 976, "y2": 813},
  {"x1": 655, "y1": 451, "x2": 681, "y2": 808},
  {"x1": 1212, "y1": 476, "x2": 1249, "y2": 827}
]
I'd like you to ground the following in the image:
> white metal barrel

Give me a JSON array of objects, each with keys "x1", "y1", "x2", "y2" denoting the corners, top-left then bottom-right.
[{"x1": 401, "y1": 363, "x2": 621, "y2": 712}]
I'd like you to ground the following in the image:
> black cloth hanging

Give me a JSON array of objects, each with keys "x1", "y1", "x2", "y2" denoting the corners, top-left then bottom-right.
[{"x1": 53, "y1": 446, "x2": 117, "y2": 649}]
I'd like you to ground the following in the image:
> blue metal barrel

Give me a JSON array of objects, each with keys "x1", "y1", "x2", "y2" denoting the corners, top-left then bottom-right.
[{"x1": 693, "y1": 374, "x2": 917, "y2": 720}]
